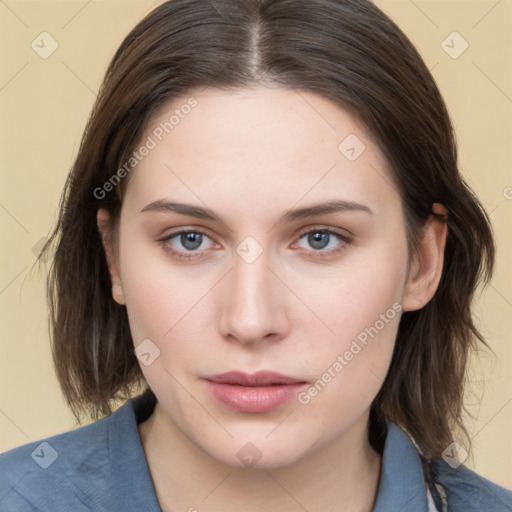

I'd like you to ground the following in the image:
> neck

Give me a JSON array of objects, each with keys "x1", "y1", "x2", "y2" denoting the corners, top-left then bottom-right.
[{"x1": 139, "y1": 403, "x2": 382, "y2": 512}]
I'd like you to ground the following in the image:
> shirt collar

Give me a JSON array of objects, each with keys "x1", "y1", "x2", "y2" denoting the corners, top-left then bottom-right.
[
  {"x1": 372, "y1": 422, "x2": 429, "y2": 511},
  {"x1": 108, "y1": 390, "x2": 162, "y2": 511}
]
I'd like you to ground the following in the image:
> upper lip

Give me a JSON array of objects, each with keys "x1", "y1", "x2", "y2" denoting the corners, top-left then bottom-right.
[{"x1": 205, "y1": 371, "x2": 306, "y2": 386}]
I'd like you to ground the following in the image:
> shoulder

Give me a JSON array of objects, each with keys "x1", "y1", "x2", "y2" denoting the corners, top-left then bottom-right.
[
  {"x1": 379, "y1": 422, "x2": 511, "y2": 512},
  {"x1": 0, "y1": 410, "x2": 113, "y2": 511},
  {"x1": 432, "y1": 457, "x2": 512, "y2": 512},
  {"x1": 0, "y1": 392, "x2": 160, "y2": 512}
]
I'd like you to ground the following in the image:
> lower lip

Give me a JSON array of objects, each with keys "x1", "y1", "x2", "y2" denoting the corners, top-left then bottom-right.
[{"x1": 204, "y1": 381, "x2": 307, "y2": 413}]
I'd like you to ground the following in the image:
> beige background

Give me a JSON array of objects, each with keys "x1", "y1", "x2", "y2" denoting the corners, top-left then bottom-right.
[{"x1": 1, "y1": 0, "x2": 511, "y2": 489}]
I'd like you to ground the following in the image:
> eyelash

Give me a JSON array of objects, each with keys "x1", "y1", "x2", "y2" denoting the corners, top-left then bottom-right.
[{"x1": 158, "y1": 227, "x2": 351, "y2": 261}]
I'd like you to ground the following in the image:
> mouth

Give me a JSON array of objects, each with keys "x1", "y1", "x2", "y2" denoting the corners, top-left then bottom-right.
[
  {"x1": 203, "y1": 370, "x2": 308, "y2": 413},
  {"x1": 205, "y1": 370, "x2": 307, "y2": 386}
]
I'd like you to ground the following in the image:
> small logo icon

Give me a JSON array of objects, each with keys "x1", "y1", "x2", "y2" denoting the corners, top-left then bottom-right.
[
  {"x1": 135, "y1": 338, "x2": 161, "y2": 366},
  {"x1": 441, "y1": 32, "x2": 468, "y2": 59},
  {"x1": 235, "y1": 236, "x2": 263, "y2": 264},
  {"x1": 31, "y1": 236, "x2": 48, "y2": 257},
  {"x1": 338, "y1": 134, "x2": 366, "y2": 161},
  {"x1": 31, "y1": 441, "x2": 58, "y2": 469},
  {"x1": 236, "y1": 442, "x2": 262, "y2": 468},
  {"x1": 441, "y1": 441, "x2": 468, "y2": 469},
  {"x1": 31, "y1": 32, "x2": 59, "y2": 59}
]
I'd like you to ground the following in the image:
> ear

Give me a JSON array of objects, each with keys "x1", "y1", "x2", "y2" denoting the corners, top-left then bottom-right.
[
  {"x1": 402, "y1": 203, "x2": 448, "y2": 312},
  {"x1": 97, "y1": 208, "x2": 126, "y2": 305}
]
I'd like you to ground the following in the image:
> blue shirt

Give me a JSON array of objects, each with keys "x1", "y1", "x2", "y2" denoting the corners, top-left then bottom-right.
[{"x1": 1, "y1": 390, "x2": 511, "y2": 511}]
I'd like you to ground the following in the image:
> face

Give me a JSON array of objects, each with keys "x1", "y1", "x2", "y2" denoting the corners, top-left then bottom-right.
[{"x1": 99, "y1": 86, "x2": 442, "y2": 469}]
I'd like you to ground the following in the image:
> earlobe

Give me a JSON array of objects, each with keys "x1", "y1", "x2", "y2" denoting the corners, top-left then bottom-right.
[
  {"x1": 97, "y1": 208, "x2": 126, "y2": 305},
  {"x1": 402, "y1": 203, "x2": 448, "y2": 312}
]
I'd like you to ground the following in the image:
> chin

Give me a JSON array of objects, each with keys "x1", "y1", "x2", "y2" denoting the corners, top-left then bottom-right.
[{"x1": 201, "y1": 435, "x2": 311, "y2": 470}]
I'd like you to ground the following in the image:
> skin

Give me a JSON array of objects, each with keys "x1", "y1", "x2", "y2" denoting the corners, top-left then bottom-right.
[{"x1": 97, "y1": 86, "x2": 448, "y2": 512}]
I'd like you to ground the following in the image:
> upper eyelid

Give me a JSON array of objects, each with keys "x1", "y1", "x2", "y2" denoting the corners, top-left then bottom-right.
[{"x1": 295, "y1": 225, "x2": 352, "y2": 239}]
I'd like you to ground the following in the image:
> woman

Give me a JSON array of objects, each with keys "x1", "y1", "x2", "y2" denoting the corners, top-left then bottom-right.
[{"x1": 1, "y1": 1, "x2": 510, "y2": 511}]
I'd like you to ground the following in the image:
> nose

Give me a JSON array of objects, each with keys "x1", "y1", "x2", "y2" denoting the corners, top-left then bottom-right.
[{"x1": 217, "y1": 247, "x2": 291, "y2": 346}]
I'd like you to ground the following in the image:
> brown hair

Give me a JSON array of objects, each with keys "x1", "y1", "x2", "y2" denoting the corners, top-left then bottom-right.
[{"x1": 41, "y1": 0, "x2": 494, "y2": 467}]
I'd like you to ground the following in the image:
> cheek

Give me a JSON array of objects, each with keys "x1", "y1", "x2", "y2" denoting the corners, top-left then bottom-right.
[
  {"x1": 117, "y1": 230, "x2": 219, "y2": 378},
  {"x1": 302, "y1": 238, "x2": 407, "y2": 352},
  {"x1": 295, "y1": 248, "x2": 406, "y2": 431},
  {"x1": 117, "y1": 224, "x2": 195, "y2": 338}
]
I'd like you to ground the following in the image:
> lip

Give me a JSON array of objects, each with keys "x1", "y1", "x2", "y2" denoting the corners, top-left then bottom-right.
[
  {"x1": 206, "y1": 370, "x2": 306, "y2": 386},
  {"x1": 204, "y1": 371, "x2": 308, "y2": 413}
]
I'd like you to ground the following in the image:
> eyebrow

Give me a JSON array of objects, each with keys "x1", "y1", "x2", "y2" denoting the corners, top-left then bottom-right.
[
  {"x1": 140, "y1": 199, "x2": 373, "y2": 224},
  {"x1": 279, "y1": 200, "x2": 373, "y2": 223}
]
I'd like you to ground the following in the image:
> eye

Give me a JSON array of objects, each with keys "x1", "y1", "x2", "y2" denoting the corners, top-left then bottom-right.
[
  {"x1": 159, "y1": 229, "x2": 217, "y2": 260},
  {"x1": 159, "y1": 227, "x2": 351, "y2": 262},
  {"x1": 294, "y1": 228, "x2": 350, "y2": 257}
]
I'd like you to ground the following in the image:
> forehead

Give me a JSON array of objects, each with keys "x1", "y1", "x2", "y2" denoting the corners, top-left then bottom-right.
[{"x1": 124, "y1": 86, "x2": 400, "y2": 219}]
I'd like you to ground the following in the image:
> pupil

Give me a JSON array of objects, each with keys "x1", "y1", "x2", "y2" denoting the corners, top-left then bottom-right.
[
  {"x1": 309, "y1": 232, "x2": 329, "y2": 250},
  {"x1": 181, "y1": 232, "x2": 202, "y2": 250}
]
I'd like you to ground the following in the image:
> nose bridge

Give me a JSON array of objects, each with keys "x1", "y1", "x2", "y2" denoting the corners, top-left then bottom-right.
[
  {"x1": 232, "y1": 250, "x2": 270, "y2": 308},
  {"x1": 219, "y1": 242, "x2": 288, "y2": 344}
]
